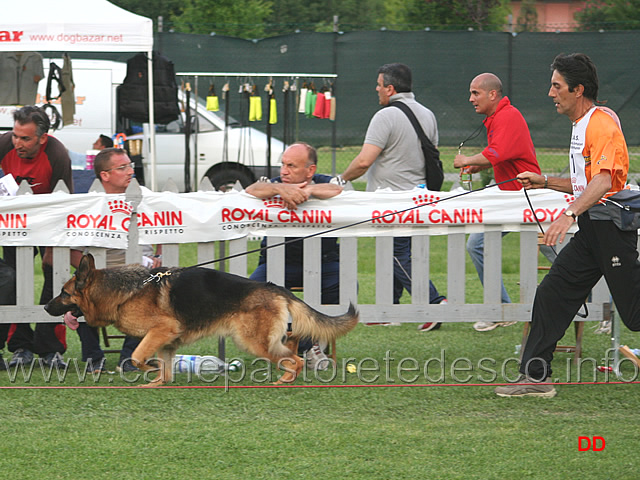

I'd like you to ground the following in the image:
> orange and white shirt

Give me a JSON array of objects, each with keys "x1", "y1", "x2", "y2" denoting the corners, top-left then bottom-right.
[{"x1": 569, "y1": 106, "x2": 628, "y2": 200}]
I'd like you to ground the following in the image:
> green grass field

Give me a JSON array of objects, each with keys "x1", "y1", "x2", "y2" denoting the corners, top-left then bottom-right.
[
  {"x1": 1, "y1": 317, "x2": 638, "y2": 479},
  {"x1": 1, "y1": 147, "x2": 639, "y2": 478}
]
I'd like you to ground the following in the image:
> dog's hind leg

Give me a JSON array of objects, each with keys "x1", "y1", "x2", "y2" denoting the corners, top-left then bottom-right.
[
  {"x1": 268, "y1": 333, "x2": 303, "y2": 384},
  {"x1": 230, "y1": 313, "x2": 303, "y2": 384},
  {"x1": 273, "y1": 354, "x2": 304, "y2": 384}
]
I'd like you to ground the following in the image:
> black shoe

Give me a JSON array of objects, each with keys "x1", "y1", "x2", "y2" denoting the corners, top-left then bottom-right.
[
  {"x1": 41, "y1": 352, "x2": 68, "y2": 369},
  {"x1": 9, "y1": 348, "x2": 34, "y2": 368},
  {"x1": 0, "y1": 353, "x2": 7, "y2": 371},
  {"x1": 86, "y1": 357, "x2": 107, "y2": 374},
  {"x1": 116, "y1": 359, "x2": 140, "y2": 373}
]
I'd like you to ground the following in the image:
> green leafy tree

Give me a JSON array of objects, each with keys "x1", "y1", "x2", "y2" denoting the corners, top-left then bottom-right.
[
  {"x1": 515, "y1": 0, "x2": 539, "y2": 32},
  {"x1": 171, "y1": 0, "x2": 274, "y2": 39},
  {"x1": 267, "y1": 0, "x2": 387, "y2": 33},
  {"x1": 110, "y1": 0, "x2": 513, "y2": 37},
  {"x1": 575, "y1": 0, "x2": 640, "y2": 31},
  {"x1": 404, "y1": 0, "x2": 510, "y2": 31}
]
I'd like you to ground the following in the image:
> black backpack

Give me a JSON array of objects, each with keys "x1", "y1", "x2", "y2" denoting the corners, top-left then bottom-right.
[
  {"x1": 117, "y1": 52, "x2": 180, "y2": 125},
  {"x1": 388, "y1": 101, "x2": 444, "y2": 191}
]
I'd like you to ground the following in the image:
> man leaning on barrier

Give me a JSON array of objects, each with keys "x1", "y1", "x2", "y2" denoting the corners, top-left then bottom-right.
[
  {"x1": 74, "y1": 147, "x2": 163, "y2": 374},
  {"x1": 245, "y1": 142, "x2": 343, "y2": 371}
]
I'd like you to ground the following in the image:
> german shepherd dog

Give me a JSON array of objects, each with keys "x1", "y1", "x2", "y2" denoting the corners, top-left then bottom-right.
[{"x1": 44, "y1": 254, "x2": 359, "y2": 386}]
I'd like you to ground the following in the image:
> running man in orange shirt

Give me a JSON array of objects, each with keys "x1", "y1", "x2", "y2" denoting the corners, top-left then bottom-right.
[{"x1": 495, "y1": 53, "x2": 640, "y2": 398}]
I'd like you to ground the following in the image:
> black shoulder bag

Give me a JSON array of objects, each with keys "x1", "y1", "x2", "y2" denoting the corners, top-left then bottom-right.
[{"x1": 389, "y1": 101, "x2": 444, "y2": 191}]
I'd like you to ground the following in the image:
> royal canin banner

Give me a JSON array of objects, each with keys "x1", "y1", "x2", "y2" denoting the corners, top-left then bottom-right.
[
  {"x1": 137, "y1": 191, "x2": 225, "y2": 244},
  {"x1": 136, "y1": 187, "x2": 575, "y2": 244},
  {"x1": 0, "y1": 192, "x2": 129, "y2": 248},
  {"x1": 0, "y1": 188, "x2": 575, "y2": 247}
]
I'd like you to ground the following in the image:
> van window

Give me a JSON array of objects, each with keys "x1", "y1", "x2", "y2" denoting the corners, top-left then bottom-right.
[
  {"x1": 158, "y1": 112, "x2": 221, "y2": 134},
  {"x1": 196, "y1": 112, "x2": 221, "y2": 133}
]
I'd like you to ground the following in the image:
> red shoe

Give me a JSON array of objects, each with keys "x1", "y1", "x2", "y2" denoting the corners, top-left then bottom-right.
[
  {"x1": 418, "y1": 322, "x2": 441, "y2": 332},
  {"x1": 418, "y1": 298, "x2": 446, "y2": 331}
]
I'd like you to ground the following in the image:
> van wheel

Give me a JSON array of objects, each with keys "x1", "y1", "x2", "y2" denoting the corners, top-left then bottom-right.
[{"x1": 207, "y1": 169, "x2": 254, "y2": 192}]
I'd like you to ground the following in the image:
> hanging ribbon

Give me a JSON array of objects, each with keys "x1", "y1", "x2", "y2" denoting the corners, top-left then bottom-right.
[
  {"x1": 305, "y1": 82, "x2": 316, "y2": 118},
  {"x1": 249, "y1": 84, "x2": 262, "y2": 122},
  {"x1": 206, "y1": 83, "x2": 219, "y2": 111},
  {"x1": 298, "y1": 82, "x2": 308, "y2": 114}
]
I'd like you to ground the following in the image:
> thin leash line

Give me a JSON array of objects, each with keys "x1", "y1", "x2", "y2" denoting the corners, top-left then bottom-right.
[
  {"x1": 189, "y1": 177, "x2": 519, "y2": 269},
  {"x1": 522, "y1": 187, "x2": 588, "y2": 318}
]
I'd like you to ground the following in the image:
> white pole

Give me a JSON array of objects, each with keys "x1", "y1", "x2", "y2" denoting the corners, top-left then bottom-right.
[{"x1": 147, "y1": 50, "x2": 157, "y2": 191}]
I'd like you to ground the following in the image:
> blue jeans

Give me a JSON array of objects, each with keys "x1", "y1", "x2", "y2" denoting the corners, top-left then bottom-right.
[
  {"x1": 0, "y1": 258, "x2": 16, "y2": 350},
  {"x1": 466, "y1": 232, "x2": 511, "y2": 304},
  {"x1": 393, "y1": 237, "x2": 445, "y2": 304},
  {"x1": 76, "y1": 323, "x2": 140, "y2": 365}
]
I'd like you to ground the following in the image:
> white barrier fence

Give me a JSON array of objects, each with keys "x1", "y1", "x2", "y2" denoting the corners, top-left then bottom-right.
[{"x1": 0, "y1": 179, "x2": 614, "y2": 327}]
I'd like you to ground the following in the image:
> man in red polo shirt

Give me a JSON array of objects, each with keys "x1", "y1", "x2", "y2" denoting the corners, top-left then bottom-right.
[
  {"x1": 0, "y1": 105, "x2": 73, "y2": 369},
  {"x1": 454, "y1": 73, "x2": 541, "y2": 332}
]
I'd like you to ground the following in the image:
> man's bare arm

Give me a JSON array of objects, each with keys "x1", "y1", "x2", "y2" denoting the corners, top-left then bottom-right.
[
  {"x1": 341, "y1": 143, "x2": 382, "y2": 181},
  {"x1": 303, "y1": 183, "x2": 343, "y2": 199}
]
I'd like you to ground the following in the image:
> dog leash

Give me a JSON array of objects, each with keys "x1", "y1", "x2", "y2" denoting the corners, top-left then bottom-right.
[{"x1": 189, "y1": 178, "x2": 518, "y2": 269}]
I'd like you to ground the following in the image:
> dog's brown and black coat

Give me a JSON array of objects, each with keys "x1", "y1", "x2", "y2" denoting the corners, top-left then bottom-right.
[{"x1": 45, "y1": 254, "x2": 359, "y2": 386}]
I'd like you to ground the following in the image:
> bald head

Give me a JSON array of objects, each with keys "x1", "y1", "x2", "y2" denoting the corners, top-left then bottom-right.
[
  {"x1": 469, "y1": 73, "x2": 503, "y2": 116},
  {"x1": 279, "y1": 142, "x2": 318, "y2": 184},
  {"x1": 473, "y1": 73, "x2": 502, "y2": 96}
]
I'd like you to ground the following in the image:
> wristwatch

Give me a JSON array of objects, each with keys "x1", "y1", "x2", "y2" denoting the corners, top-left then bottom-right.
[{"x1": 564, "y1": 209, "x2": 576, "y2": 220}]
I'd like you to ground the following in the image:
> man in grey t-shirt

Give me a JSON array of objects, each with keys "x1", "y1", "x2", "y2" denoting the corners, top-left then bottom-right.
[{"x1": 337, "y1": 63, "x2": 447, "y2": 330}]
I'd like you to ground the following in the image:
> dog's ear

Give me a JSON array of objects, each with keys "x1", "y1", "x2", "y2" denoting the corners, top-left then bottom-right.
[
  {"x1": 85, "y1": 253, "x2": 96, "y2": 269},
  {"x1": 75, "y1": 254, "x2": 95, "y2": 290}
]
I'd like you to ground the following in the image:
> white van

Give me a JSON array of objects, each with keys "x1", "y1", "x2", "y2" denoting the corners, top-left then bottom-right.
[{"x1": 0, "y1": 59, "x2": 284, "y2": 192}]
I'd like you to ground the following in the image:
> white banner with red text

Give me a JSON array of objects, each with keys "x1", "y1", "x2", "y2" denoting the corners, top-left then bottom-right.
[
  {"x1": 136, "y1": 187, "x2": 575, "y2": 244},
  {"x1": 0, "y1": 188, "x2": 575, "y2": 247},
  {"x1": 0, "y1": 192, "x2": 129, "y2": 248}
]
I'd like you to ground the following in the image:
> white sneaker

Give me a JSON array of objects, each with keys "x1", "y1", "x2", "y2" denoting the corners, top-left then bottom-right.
[
  {"x1": 473, "y1": 321, "x2": 517, "y2": 332},
  {"x1": 593, "y1": 320, "x2": 611, "y2": 335},
  {"x1": 306, "y1": 344, "x2": 330, "y2": 371}
]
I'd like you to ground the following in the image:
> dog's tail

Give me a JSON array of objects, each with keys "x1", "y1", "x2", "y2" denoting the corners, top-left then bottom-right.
[{"x1": 288, "y1": 299, "x2": 359, "y2": 345}]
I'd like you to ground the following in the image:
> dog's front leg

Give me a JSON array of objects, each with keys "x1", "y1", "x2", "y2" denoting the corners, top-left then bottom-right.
[{"x1": 130, "y1": 325, "x2": 180, "y2": 387}]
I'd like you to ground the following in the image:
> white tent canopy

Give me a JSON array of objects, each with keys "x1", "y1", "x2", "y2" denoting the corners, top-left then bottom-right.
[{"x1": 0, "y1": 0, "x2": 158, "y2": 188}]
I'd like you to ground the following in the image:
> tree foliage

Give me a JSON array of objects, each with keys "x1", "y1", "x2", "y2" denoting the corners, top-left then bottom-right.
[
  {"x1": 575, "y1": 0, "x2": 640, "y2": 31},
  {"x1": 171, "y1": 0, "x2": 273, "y2": 38},
  {"x1": 515, "y1": 0, "x2": 539, "y2": 32},
  {"x1": 110, "y1": 0, "x2": 514, "y2": 38}
]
